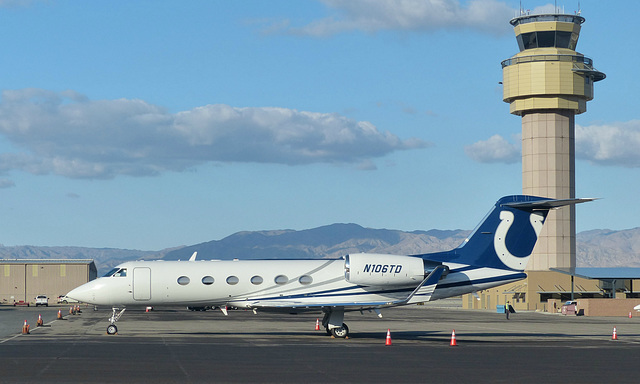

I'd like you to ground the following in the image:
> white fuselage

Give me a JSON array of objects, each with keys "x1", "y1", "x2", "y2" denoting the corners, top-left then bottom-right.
[{"x1": 67, "y1": 257, "x2": 525, "y2": 310}]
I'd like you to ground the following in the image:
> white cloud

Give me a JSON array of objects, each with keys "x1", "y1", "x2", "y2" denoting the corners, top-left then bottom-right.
[
  {"x1": 0, "y1": 178, "x2": 15, "y2": 188},
  {"x1": 273, "y1": 0, "x2": 515, "y2": 36},
  {"x1": 576, "y1": 121, "x2": 640, "y2": 167},
  {"x1": 465, "y1": 134, "x2": 520, "y2": 164},
  {"x1": 356, "y1": 159, "x2": 378, "y2": 171},
  {"x1": 0, "y1": 89, "x2": 430, "y2": 180},
  {"x1": 465, "y1": 120, "x2": 640, "y2": 167}
]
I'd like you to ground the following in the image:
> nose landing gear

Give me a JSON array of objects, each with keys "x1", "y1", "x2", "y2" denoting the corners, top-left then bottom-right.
[{"x1": 107, "y1": 307, "x2": 126, "y2": 335}]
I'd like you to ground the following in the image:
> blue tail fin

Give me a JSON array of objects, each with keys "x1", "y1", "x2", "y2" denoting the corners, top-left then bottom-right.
[{"x1": 422, "y1": 195, "x2": 593, "y2": 271}]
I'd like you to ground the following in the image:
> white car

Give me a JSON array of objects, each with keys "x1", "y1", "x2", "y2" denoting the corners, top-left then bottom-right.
[
  {"x1": 35, "y1": 295, "x2": 48, "y2": 307},
  {"x1": 57, "y1": 295, "x2": 79, "y2": 304}
]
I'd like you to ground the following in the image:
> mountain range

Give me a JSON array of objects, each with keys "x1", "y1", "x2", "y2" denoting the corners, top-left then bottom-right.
[{"x1": 2, "y1": 223, "x2": 639, "y2": 274}]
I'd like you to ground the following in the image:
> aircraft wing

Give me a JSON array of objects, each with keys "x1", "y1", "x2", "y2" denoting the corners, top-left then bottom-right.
[{"x1": 240, "y1": 265, "x2": 448, "y2": 310}]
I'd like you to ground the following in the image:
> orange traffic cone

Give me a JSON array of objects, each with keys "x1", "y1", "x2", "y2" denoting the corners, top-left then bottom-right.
[
  {"x1": 57, "y1": 309, "x2": 63, "y2": 320},
  {"x1": 385, "y1": 329, "x2": 392, "y2": 346},
  {"x1": 315, "y1": 319, "x2": 320, "y2": 331},
  {"x1": 612, "y1": 327, "x2": 618, "y2": 340},
  {"x1": 22, "y1": 320, "x2": 30, "y2": 334},
  {"x1": 37, "y1": 314, "x2": 43, "y2": 327},
  {"x1": 629, "y1": 312, "x2": 632, "y2": 319},
  {"x1": 450, "y1": 330, "x2": 457, "y2": 346}
]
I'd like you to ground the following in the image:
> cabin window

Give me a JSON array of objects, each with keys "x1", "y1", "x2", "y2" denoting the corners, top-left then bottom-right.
[
  {"x1": 201, "y1": 276, "x2": 214, "y2": 285},
  {"x1": 177, "y1": 276, "x2": 190, "y2": 285},
  {"x1": 226, "y1": 276, "x2": 239, "y2": 285},
  {"x1": 251, "y1": 276, "x2": 263, "y2": 285},
  {"x1": 298, "y1": 275, "x2": 313, "y2": 285},
  {"x1": 274, "y1": 275, "x2": 288, "y2": 285}
]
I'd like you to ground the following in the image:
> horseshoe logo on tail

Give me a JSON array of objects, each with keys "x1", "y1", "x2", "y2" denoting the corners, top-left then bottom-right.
[{"x1": 494, "y1": 210, "x2": 544, "y2": 270}]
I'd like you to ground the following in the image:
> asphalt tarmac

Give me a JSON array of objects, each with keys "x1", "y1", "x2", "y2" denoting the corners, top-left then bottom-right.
[{"x1": 1, "y1": 301, "x2": 639, "y2": 383}]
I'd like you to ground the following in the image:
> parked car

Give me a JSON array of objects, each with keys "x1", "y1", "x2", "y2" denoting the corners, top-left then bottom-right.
[
  {"x1": 561, "y1": 301, "x2": 577, "y2": 315},
  {"x1": 187, "y1": 306, "x2": 211, "y2": 311},
  {"x1": 35, "y1": 295, "x2": 48, "y2": 307},
  {"x1": 57, "y1": 295, "x2": 79, "y2": 304}
]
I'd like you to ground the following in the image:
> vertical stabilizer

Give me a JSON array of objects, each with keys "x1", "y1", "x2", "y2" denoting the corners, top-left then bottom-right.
[{"x1": 422, "y1": 196, "x2": 593, "y2": 271}]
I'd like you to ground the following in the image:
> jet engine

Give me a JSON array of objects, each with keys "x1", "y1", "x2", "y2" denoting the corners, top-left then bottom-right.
[{"x1": 344, "y1": 253, "x2": 426, "y2": 286}]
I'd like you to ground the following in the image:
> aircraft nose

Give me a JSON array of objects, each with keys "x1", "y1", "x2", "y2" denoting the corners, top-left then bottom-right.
[
  {"x1": 67, "y1": 284, "x2": 94, "y2": 303},
  {"x1": 67, "y1": 279, "x2": 103, "y2": 304}
]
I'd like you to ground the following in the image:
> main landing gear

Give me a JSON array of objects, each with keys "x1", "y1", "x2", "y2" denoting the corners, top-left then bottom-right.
[
  {"x1": 107, "y1": 307, "x2": 126, "y2": 335},
  {"x1": 322, "y1": 307, "x2": 350, "y2": 339},
  {"x1": 326, "y1": 323, "x2": 349, "y2": 338}
]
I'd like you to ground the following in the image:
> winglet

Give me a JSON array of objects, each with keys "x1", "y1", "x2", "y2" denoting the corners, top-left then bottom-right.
[
  {"x1": 189, "y1": 252, "x2": 197, "y2": 261},
  {"x1": 397, "y1": 265, "x2": 448, "y2": 305}
]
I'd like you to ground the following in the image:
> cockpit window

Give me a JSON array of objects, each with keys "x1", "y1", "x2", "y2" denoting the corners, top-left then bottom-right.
[
  {"x1": 103, "y1": 268, "x2": 119, "y2": 277},
  {"x1": 114, "y1": 269, "x2": 127, "y2": 277},
  {"x1": 103, "y1": 268, "x2": 127, "y2": 277}
]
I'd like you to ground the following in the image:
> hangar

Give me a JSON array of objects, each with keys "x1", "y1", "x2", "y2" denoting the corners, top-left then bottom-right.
[
  {"x1": 463, "y1": 270, "x2": 640, "y2": 316},
  {"x1": 1, "y1": 259, "x2": 97, "y2": 305}
]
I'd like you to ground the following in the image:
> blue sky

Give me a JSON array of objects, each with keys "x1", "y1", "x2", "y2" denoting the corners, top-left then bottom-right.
[{"x1": 0, "y1": 0, "x2": 637, "y2": 250}]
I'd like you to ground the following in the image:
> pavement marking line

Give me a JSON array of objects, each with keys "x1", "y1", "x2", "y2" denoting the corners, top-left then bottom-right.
[
  {"x1": 0, "y1": 333, "x2": 23, "y2": 344},
  {"x1": 162, "y1": 336, "x2": 191, "y2": 380},
  {"x1": 0, "y1": 318, "x2": 62, "y2": 344}
]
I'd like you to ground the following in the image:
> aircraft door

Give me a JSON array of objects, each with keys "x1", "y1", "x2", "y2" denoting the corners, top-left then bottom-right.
[{"x1": 133, "y1": 267, "x2": 151, "y2": 301}]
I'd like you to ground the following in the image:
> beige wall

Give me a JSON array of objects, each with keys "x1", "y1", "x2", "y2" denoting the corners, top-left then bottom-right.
[
  {"x1": 574, "y1": 298, "x2": 640, "y2": 317},
  {"x1": 462, "y1": 271, "x2": 613, "y2": 313},
  {"x1": 0, "y1": 264, "x2": 26, "y2": 304}
]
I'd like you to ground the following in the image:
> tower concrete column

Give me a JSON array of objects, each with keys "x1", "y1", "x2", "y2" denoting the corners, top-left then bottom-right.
[
  {"x1": 502, "y1": 12, "x2": 604, "y2": 271},
  {"x1": 522, "y1": 111, "x2": 575, "y2": 270}
]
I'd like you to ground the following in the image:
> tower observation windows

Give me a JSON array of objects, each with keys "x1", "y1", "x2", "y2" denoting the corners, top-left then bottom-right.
[
  {"x1": 516, "y1": 31, "x2": 576, "y2": 50},
  {"x1": 537, "y1": 31, "x2": 555, "y2": 47}
]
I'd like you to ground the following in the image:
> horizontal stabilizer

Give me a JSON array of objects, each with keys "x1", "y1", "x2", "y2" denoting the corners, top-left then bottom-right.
[{"x1": 502, "y1": 197, "x2": 596, "y2": 210}]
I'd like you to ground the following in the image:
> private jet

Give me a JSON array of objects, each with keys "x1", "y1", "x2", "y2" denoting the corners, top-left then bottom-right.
[{"x1": 67, "y1": 195, "x2": 592, "y2": 337}]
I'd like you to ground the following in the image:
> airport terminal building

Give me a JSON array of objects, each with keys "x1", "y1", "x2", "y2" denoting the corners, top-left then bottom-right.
[{"x1": 0, "y1": 259, "x2": 97, "y2": 305}]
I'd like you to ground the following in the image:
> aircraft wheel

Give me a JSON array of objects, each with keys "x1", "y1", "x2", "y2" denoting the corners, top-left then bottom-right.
[
  {"x1": 106, "y1": 324, "x2": 118, "y2": 335},
  {"x1": 330, "y1": 323, "x2": 349, "y2": 338}
]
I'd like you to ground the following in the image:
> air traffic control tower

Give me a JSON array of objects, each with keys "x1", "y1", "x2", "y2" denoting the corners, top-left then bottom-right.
[{"x1": 502, "y1": 13, "x2": 605, "y2": 271}]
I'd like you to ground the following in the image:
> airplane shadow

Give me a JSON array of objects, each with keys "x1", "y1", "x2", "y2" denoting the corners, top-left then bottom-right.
[{"x1": 162, "y1": 329, "x2": 637, "y2": 343}]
